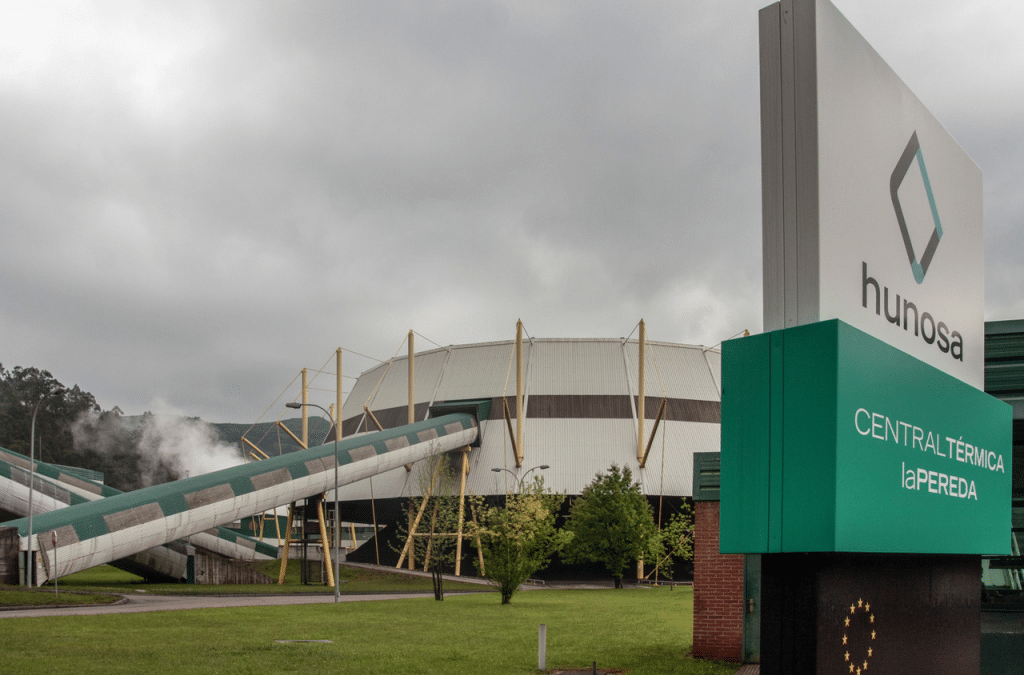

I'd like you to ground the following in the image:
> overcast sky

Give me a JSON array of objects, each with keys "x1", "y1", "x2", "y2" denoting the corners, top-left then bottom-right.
[{"x1": 1, "y1": 0, "x2": 1021, "y2": 423}]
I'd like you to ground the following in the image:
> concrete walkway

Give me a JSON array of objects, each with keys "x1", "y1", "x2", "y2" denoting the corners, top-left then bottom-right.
[
  {"x1": 0, "y1": 562, "x2": 634, "y2": 619},
  {"x1": 0, "y1": 590, "x2": 454, "y2": 619}
]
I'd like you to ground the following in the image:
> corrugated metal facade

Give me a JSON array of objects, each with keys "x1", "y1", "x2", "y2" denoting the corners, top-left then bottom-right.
[{"x1": 335, "y1": 338, "x2": 721, "y2": 502}]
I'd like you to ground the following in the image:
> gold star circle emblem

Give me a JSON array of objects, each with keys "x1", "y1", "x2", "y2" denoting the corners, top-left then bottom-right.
[{"x1": 841, "y1": 598, "x2": 876, "y2": 672}]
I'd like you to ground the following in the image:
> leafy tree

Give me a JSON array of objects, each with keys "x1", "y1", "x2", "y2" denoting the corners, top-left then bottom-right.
[
  {"x1": 563, "y1": 464, "x2": 663, "y2": 588},
  {"x1": 392, "y1": 451, "x2": 464, "y2": 600},
  {"x1": 0, "y1": 365, "x2": 93, "y2": 463},
  {"x1": 644, "y1": 503, "x2": 694, "y2": 582},
  {"x1": 473, "y1": 477, "x2": 569, "y2": 604}
]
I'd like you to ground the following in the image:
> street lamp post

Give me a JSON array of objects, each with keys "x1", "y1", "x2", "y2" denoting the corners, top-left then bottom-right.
[
  {"x1": 286, "y1": 402, "x2": 341, "y2": 603},
  {"x1": 491, "y1": 464, "x2": 550, "y2": 493},
  {"x1": 25, "y1": 398, "x2": 46, "y2": 588}
]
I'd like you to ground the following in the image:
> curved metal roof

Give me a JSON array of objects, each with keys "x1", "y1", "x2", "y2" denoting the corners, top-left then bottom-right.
[{"x1": 336, "y1": 337, "x2": 721, "y2": 501}]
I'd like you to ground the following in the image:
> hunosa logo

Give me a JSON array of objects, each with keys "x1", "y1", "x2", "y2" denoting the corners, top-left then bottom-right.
[
  {"x1": 862, "y1": 263, "x2": 962, "y2": 361},
  {"x1": 890, "y1": 131, "x2": 942, "y2": 284},
  {"x1": 858, "y1": 132, "x2": 962, "y2": 362}
]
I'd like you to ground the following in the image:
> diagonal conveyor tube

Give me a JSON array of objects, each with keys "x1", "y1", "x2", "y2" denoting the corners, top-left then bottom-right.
[
  {"x1": 7, "y1": 412, "x2": 478, "y2": 585},
  {"x1": 0, "y1": 447, "x2": 277, "y2": 582}
]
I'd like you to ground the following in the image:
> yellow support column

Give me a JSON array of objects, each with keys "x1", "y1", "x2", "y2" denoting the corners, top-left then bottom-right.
[
  {"x1": 454, "y1": 447, "x2": 470, "y2": 576},
  {"x1": 301, "y1": 368, "x2": 309, "y2": 448},
  {"x1": 408, "y1": 330, "x2": 415, "y2": 426},
  {"x1": 278, "y1": 503, "x2": 294, "y2": 584},
  {"x1": 515, "y1": 319, "x2": 524, "y2": 467},
  {"x1": 637, "y1": 319, "x2": 646, "y2": 463},
  {"x1": 405, "y1": 331, "x2": 414, "y2": 472},
  {"x1": 318, "y1": 499, "x2": 335, "y2": 588},
  {"x1": 275, "y1": 421, "x2": 307, "y2": 450},
  {"x1": 396, "y1": 460, "x2": 443, "y2": 570}
]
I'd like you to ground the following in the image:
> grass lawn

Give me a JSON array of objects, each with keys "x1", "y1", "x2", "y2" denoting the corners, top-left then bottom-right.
[
  {"x1": 0, "y1": 586, "x2": 121, "y2": 607},
  {"x1": 0, "y1": 586, "x2": 740, "y2": 675}
]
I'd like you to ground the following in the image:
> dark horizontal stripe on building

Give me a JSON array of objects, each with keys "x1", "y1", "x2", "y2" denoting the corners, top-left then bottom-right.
[{"x1": 342, "y1": 395, "x2": 719, "y2": 435}]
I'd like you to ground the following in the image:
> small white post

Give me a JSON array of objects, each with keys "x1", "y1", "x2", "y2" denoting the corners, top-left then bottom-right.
[{"x1": 538, "y1": 623, "x2": 547, "y2": 671}]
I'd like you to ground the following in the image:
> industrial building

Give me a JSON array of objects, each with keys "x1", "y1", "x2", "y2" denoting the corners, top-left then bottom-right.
[
  {"x1": 326, "y1": 322, "x2": 722, "y2": 568},
  {"x1": 981, "y1": 318, "x2": 1024, "y2": 600}
]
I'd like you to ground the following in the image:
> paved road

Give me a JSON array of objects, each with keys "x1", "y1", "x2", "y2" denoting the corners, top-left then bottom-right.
[
  {"x1": 0, "y1": 562, "x2": 497, "y2": 619},
  {"x1": 0, "y1": 591, "x2": 451, "y2": 619}
]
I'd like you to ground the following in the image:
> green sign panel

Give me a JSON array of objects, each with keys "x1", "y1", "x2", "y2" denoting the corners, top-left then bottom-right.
[{"x1": 720, "y1": 319, "x2": 1011, "y2": 555}]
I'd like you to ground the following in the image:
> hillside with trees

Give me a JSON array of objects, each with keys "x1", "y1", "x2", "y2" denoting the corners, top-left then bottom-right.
[
  {"x1": 0, "y1": 362, "x2": 337, "y2": 492},
  {"x1": 0, "y1": 363, "x2": 181, "y2": 490}
]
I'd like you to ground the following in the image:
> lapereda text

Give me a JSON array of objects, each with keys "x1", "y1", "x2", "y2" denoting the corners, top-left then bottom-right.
[{"x1": 854, "y1": 407, "x2": 1005, "y2": 501}]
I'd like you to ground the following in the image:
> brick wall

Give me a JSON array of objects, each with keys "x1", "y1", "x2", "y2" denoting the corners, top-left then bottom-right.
[{"x1": 691, "y1": 500, "x2": 744, "y2": 662}]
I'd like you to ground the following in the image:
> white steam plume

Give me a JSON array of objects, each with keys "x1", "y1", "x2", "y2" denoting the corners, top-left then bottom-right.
[{"x1": 72, "y1": 398, "x2": 244, "y2": 487}]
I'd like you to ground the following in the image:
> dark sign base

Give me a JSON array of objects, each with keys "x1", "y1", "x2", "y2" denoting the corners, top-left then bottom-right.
[{"x1": 760, "y1": 552, "x2": 980, "y2": 674}]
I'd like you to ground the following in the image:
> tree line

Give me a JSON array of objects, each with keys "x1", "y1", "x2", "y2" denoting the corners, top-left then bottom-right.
[
  {"x1": 397, "y1": 458, "x2": 694, "y2": 604},
  {"x1": 0, "y1": 363, "x2": 180, "y2": 491}
]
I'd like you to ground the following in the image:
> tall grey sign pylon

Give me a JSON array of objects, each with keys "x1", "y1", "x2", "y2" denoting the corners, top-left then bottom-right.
[{"x1": 759, "y1": 0, "x2": 983, "y2": 387}]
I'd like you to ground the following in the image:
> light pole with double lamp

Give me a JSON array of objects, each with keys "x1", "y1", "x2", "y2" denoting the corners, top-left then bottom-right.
[
  {"x1": 491, "y1": 464, "x2": 550, "y2": 494},
  {"x1": 285, "y1": 401, "x2": 341, "y2": 603}
]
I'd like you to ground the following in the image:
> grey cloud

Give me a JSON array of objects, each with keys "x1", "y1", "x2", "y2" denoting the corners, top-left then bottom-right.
[{"x1": 0, "y1": 1, "x2": 1019, "y2": 421}]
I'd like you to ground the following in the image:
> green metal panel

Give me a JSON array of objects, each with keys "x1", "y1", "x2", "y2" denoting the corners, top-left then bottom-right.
[
  {"x1": 71, "y1": 513, "x2": 110, "y2": 541},
  {"x1": 720, "y1": 331, "x2": 773, "y2": 552},
  {"x1": 835, "y1": 323, "x2": 1010, "y2": 552},
  {"x1": 780, "y1": 324, "x2": 838, "y2": 551},
  {"x1": 0, "y1": 457, "x2": 92, "y2": 508},
  {"x1": 228, "y1": 475, "x2": 255, "y2": 498},
  {"x1": 0, "y1": 448, "x2": 118, "y2": 498},
  {"x1": 156, "y1": 493, "x2": 189, "y2": 518},
  {"x1": 286, "y1": 459, "x2": 310, "y2": 480},
  {"x1": 692, "y1": 452, "x2": 721, "y2": 502},
  {"x1": 722, "y1": 320, "x2": 1012, "y2": 554},
  {"x1": 767, "y1": 332, "x2": 785, "y2": 552},
  {"x1": 50, "y1": 464, "x2": 104, "y2": 484},
  {"x1": 428, "y1": 399, "x2": 493, "y2": 444}
]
